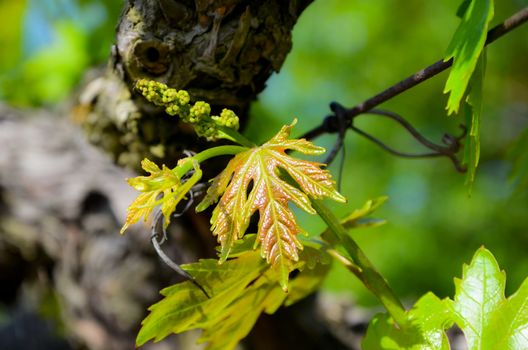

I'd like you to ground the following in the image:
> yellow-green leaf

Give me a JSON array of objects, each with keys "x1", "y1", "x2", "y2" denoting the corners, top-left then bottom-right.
[
  {"x1": 121, "y1": 158, "x2": 202, "y2": 233},
  {"x1": 363, "y1": 293, "x2": 453, "y2": 350},
  {"x1": 136, "y1": 243, "x2": 331, "y2": 349},
  {"x1": 451, "y1": 247, "x2": 528, "y2": 350},
  {"x1": 197, "y1": 120, "x2": 345, "y2": 290}
]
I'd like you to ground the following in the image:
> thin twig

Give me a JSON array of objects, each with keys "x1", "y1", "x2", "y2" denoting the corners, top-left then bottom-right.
[
  {"x1": 150, "y1": 200, "x2": 211, "y2": 298},
  {"x1": 324, "y1": 105, "x2": 467, "y2": 171},
  {"x1": 302, "y1": 8, "x2": 528, "y2": 141}
]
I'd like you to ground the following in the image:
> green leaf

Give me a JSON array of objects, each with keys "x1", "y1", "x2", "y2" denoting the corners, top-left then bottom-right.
[
  {"x1": 340, "y1": 196, "x2": 388, "y2": 230},
  {"x1": 444, "y1": 0, "x2": 494, "y2": 115},
  {"x1": 284, "y1": 245, "x2": 332, "y2": 306},
  {"x1": 321, "y1": 197, "x2": 388, "y2": 246},
  {"x1": 409, "y1": 294, "x2": 454, "y2": 350},
  {"x1": 136, "y1": 250, "x2": 267, "y2": 346},
  {"x1": 456, "y1": 0, "x2": 471, "y2": 18},
  {"x1": 462, "y1": 51, "x2": 486, "y2": 189},
  {"x1": 137, "y1": 245, "x2": 331, "y2": 349},
  {"x1": 451, "y1": 247, "x2": 528, "y2": 350},
  {"x1": 450, "y1": 247, "x2": 505, "y2": 349},
  {"x1": 198, "y1": 270, "x2": 287, "y2": 350},
  {"x1": 220, "y1": 233, "x2": 258, "y2": 257},
  {"x1": 485, "y1": 278, "x2": 528, "y2": 349},
  {"x1": 362, "y1": 293, "x2": 453, "y2": 350},
  {"x1": 363, "y1": 247, "x2": 528, "y2": 349}
]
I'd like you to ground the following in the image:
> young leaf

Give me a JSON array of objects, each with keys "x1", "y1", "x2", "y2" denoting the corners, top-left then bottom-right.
[
  {"x1": 136, "y1": 249, "x2": 268, "y2": 346},
  {"x1": 121, "y1": 158, "x2": 202, "y2": 233},
  {"x1": 284, "y1": 243, "x2": 332, "y2": 306},
  {"x1": 199, "y1": 245, "x2": 331, "y2": 350},
  {"x1": 321, "y1": 197, "x2": 388, "y2": 247},
  {"x1": 197, "y1": 120, "x2": 345, "y2": 290},
  {"x1": 444, "y1": 0, "x2": 494, "y2": 115},
  {"x1": 362, "y1": 293, "x2": 453, "y2": 350},
  {"x1": 198, "y1": 276, "x2": 287, "y2": 350},
  {"x1": 462, "y1": 51, "x2": 486, "y2": 189},
  {"x1": 450, "y1": 247, "x2": 528, "y2": 350},
  {"x1": 340, "y1": 196, "x2": 388, "y2": 230},
  {"x1": 450, "y1": 247, "x2": 505, "y2": 349},
  {"x1": 137, "y1": 243, "x2": 331, "y2": 349},
  {"x1": 483, "y1": 278, "x2": 528, "y2": 349},
  {"x1": 363, "y1": 247, "x2": 528, "y2": 350}
]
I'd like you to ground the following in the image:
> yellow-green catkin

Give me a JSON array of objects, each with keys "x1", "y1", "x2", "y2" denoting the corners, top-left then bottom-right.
[{"x1": 135, "y1": 79, "x2": 239, "y2": 141}]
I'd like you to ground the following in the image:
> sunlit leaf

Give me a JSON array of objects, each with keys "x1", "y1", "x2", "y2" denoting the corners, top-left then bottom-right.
[
  {"x1": 136, "y1": 249, "x2": 268, "y2": 346},
  {"x1": 197, "y1": 120, "x2": 345, "y2": 290},
  {"x1": 450, "y1": 247, "x2": 528, "y2": 350},
  {"x1": 483, "y1": 278, "x2": 528, "y2": 349},
  {"x1": 198, "y1": 245, "x2": 330, "y2": 349},
  {"x1": 362, "y1": 293, "x2": 453, "y2": 350},
  {"x1": 121, "y1": 158, "x2": 202, "y2": 233},
  {"x1": 321, "y1": 197, "x2": 387, "y2": 247},
  {"x1": 450, "y1": 247, "x2": 505, "y2": 349},
  {"x1": 340, "y1": 196, "x2": 388, "y2": 230},
  {"x1": 444, "y1": 0, "x2": 493, "y2": 115},
  {"x1": 136, "y1": 242, "x2": 331, "y2": 349},
  {"x1": 363, "y1": 248, "x2": 528, "y2": 349},
  {"x1": 198, "y1": 277, "x2": 286, "y2": 350},
  {"x1": 284, "y1": 242, "x2": 332, "y2": 306}
]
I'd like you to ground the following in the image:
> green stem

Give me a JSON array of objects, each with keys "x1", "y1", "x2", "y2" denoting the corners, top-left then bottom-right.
[
  {"x1": 218, "y1": 126, "x2": 255, "y2": 148},
  {"x1": 173, "y1": 145, "x2": 247, "y2": 178},
  {"x1": 311, "y1": 199, "x2": 408, "y2": 327}
]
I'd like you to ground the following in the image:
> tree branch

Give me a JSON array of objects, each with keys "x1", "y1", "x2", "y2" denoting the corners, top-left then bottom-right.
[
  {"x1": 323, "y1": 104, "x2": 467, "y2": 171},
  {"x1": 302, "y1": 7, "x2": 528, "y2": 141}
]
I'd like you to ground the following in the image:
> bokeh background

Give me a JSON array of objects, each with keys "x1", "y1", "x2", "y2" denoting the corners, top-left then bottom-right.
[{"x1": 1, "y1": 0, "x2": 527, "y2": 316}]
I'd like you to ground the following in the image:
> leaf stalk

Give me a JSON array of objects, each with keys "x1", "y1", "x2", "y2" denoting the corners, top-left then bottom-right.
[
  {"x1": 311, "y1": 198, "x2": 408, "y2": 327},
  {"x1": 173, "y1": 145, "x2": 248, "y2": 178}
]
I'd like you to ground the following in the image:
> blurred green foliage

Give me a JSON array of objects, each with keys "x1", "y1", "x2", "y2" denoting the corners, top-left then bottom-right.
[
  {"x1": 0, "y1": 0, "x2": 526, "y2": 309},
  {"x1": 245, "y1": 0, "x2": 528, "y2": 305},
  {"x1": 0, "y1": 0, "x2": 121, "y2": 106}
]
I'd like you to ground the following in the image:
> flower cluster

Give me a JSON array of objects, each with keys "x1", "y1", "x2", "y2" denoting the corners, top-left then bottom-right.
[{"x1": 135, "y1": 79, "x2": 239, "y2": 140}]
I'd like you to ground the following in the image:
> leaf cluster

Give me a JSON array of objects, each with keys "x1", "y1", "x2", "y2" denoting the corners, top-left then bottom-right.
[
  {"x1": 135, "y1": 196, "x2": 388, "y2": 349},
  {"x1": 443, "y1": 0, "x2": 494, "y2": 187},
  {"x1": 136, "y1": 236, "x2": 332, "y2": 350},
  {"x1": 363, "y1": 247, "x2": 528, "y2": 350}
]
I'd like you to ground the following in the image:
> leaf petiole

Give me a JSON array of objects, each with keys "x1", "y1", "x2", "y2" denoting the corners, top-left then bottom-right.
[
  {"x1": 311, "y1": 198, "x2": 408, "y2": 328},
  {"x1": 173, "y1": 145, "x2": 248, "y2": 178},
  {"x1": 217, "y1": 126, "x2": 255, "y2": 148}
]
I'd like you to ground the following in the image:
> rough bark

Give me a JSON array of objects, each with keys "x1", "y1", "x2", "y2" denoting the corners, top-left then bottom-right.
[{"x1": 81, "y1": 0, "x2": 312, "y2": 171}]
